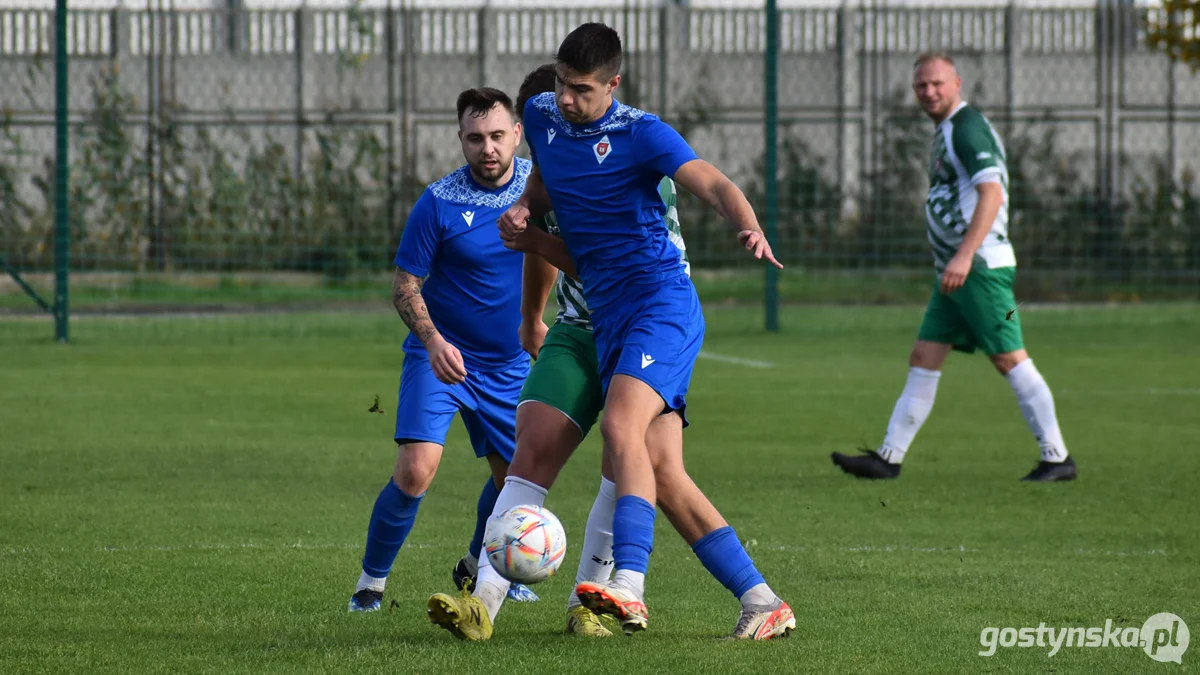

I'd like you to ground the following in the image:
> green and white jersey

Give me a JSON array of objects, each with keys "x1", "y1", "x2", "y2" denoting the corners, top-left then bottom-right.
[
  {"x1": 926, "y1": 101, "x2": 1017, "y2": 272},
  {"x1": 541, "y1": 177, "x2": 688, "y2": 331}
]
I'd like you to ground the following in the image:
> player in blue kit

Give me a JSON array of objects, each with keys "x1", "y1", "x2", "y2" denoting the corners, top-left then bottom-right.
[
  {"x1": 498, "y1": 24, "x2": 783, "y2": 634},
  {"x1": 425, "y1": 64, "x2": 795, "y2": 643},
  {"x1": 347, "y1": 88, "x2": 538, "y2": 612}
]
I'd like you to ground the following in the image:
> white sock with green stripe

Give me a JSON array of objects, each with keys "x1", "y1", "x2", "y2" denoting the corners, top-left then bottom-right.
[{"x1": 878, "y1": 367, "x2": 941, "y2": 464}]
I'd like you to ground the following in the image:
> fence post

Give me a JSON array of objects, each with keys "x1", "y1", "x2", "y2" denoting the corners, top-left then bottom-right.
[
  {"x1": 54, "y1": 0, "x2": 70, "y2": 342},
  {"x1": 1004, "y1": 0, "x2": 1019, "y2": 131},
  {"x1": 837, "y1": 2, "x2": 859, "y2": 222},
  {"x1": 764, "y1": 0, "x2": 779, "y2": 332},
  {"x1": 294, "y1": 8, "x2": 307, "y2": 181},
  {"x1": 478, "y1": 5, "x2": 496, "y2": 87}
]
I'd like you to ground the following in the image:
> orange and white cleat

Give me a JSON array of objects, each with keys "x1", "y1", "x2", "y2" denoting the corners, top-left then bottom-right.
[
  {"x1": 731, "y1": 599, "x2": 796, "y2": 640},
  {"x1": 574, "y1": 581, "x2": 649, "y2": 635}
]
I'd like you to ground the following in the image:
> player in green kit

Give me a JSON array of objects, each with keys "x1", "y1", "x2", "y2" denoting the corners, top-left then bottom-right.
[
  {"x1": 833, "y1": 51, "x2": 1076, "y2": 482},
  {"x1": 427, "y1": 63, "x2": 794, "y2": 642}
]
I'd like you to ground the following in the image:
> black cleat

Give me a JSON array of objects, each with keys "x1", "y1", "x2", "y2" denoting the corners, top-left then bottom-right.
[
  {"x1": 1020, "y1": 455, "x2": 1077, "y2": 482},
  {"x1": 347, "y1": 588, "x2": 383, "y2": 612},
  {"x1": 831, "y1": 448, "x2": 902, "y2": 480},
  {"x1": 452, "y1": 557, "x2": 475, "y2": 593},
  {"x1": 452, "y1": 556, "x2": 540, "y2": 602}
]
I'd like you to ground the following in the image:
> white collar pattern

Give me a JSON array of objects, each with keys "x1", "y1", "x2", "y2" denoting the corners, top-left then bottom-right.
[
  {"x1": 429, "y1": 158, "x2": 532, "y2": 208},
  {"x1": 531, "y1": 92, "x2": 647, "y2": 139}
]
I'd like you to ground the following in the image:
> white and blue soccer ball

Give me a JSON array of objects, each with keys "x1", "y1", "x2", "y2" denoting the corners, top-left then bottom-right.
[{"x1": 483, "y1": 504, "x2": 567, "y2": 585}]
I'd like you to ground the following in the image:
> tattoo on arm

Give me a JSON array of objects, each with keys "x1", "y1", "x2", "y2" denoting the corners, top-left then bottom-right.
[{"x1": 392, "y1": 270, "x2": 438, "y2": 345}]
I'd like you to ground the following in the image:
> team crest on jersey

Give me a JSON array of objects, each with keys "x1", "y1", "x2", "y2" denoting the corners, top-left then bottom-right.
[{"x1": 593, "y1": 135, "x2": 612, "y2": 164}]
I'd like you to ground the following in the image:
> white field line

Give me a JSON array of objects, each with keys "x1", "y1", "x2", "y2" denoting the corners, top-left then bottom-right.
[
  {"x1": 698, "y1": 351, "x2": 774, "y2": 369},
  {"x1": 0, "y1": 542, "x2": 1171, "y2": 558}
]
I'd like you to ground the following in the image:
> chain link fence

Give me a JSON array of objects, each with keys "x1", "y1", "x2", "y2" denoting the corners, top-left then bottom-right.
[{"x1": 2, "y1": 2, "x2": 1198, "y2": 315}]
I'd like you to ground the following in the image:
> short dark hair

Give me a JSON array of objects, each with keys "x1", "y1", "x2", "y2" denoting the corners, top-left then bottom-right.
[
  {"x1": 516, "y1": 64, "x2": 557, "y2": 121},
  {"x1": 555, "y1": 23, "x2": 622, "y2": 80},
  {"x1": 914, "y1": 51, "x2": 955, "y2": 69},
  {"x1": 456, "y1": 87, "x2": 515, "y2": 124}
]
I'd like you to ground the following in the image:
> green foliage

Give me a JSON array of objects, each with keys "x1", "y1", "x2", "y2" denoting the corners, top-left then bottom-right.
[
  {"x1": 0, "y1": 56, "x2": 404, "y2": 282},
  {"x1": 1145, "y1": 1, "x2": 1200, "y2": 70},
  {"x1": 854, "y1": 92, "x2": 931, "y2": 270},
  {"x1": 1123, "y1": 161, "x2": 1200, "y2": 276}
]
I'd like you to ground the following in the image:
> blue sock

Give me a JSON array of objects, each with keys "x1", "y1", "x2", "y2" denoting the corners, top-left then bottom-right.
[
  {"x1": 361, "y1": 479, "x2": 423, "y2": 578},
  {"x1": 612, "y1": 495, "x2": 656, "y2": 574},
  {"x1": 469, "y1": 478, "x2": 501, "y2": 562},
  {"x1": 692, "y1": 526, "x2": 765, "y2": 599}
]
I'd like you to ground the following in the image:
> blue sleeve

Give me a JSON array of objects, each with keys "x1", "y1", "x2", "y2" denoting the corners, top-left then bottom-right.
[
  {"x1": 393, "y1": 189, "x2": 440, "y2": 277},
  {"x1": 635, "y1": 117, "x2": 698, "y2": 178}
]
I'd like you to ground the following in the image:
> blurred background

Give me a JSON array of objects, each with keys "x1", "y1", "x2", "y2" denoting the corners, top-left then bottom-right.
[{"x1": 2, "y1": 0, "x2": 1197, "y2": 334}]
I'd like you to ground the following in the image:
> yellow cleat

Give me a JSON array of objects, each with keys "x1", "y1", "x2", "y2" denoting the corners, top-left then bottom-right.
[
  {"x1": 575, "y1": 581, "x2": 649, "y2": 635},
  {"x1": 427, "y1": 592, "x2": 493, "y2": 641},
  {"x1": 566, "y1": 605, "x2": 613, "y2": 637}
]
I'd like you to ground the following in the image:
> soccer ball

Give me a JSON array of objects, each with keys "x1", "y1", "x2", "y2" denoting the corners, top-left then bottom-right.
[{"x1": 483, "y1": 504, "x2": 567, "y2": 585}]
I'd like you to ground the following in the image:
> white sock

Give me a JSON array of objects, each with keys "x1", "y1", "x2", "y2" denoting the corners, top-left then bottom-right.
[
  {"x1": 878, "y1": 366, "x2": 941, "y2": 464},
  {"x1": 1006, "y1": 359, "x2": 1069, "y2": 462},
  {"x1": 613, "y1": 569, "x2": 645, "y2": 599},
  {"x1": 464, "y1": 552, "x2": 479, "y2": 577},
  {"x1": 568, "y1": 477, "x2": 617, "y2": 609},
  {"x1": 472, "y1": 476, "x2": 548, "y2": 621},
  {"x1": 356, "y1": 571, "x2": 386, "y2": 593},
  {"x1": 739, "y1": 582, "x2": 781, "y2": 609}
]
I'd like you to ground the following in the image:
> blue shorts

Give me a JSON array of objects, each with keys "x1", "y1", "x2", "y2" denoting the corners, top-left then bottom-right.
[
  {"x1": 592, "y1": 276, "x2": 705, "y2": 425},
  {"x1": 393, "y1": 353, "x2": 529, "y2": 463}
]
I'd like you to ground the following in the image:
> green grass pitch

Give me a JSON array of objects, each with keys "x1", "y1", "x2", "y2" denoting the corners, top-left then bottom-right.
[{"x1": 2, "y1": 304, "x2": 1197, "y2": 674}]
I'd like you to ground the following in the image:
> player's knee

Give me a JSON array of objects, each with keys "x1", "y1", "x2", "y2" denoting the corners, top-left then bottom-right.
[
  {"x1": 392, "y1": 444, "x2": 440, "y2": 496},
  {"x1": 989, "y1": 349, "x2": 1027, "y2": 375},
  {"x1": 599, "y1": 414, "x2": 643, "y2": 455},
  {"x1": 508, "y1": 442, "x2": 562, "y2": 488},
  {"x1": 909, "y1": 343, "x2": 946, "y2": 370},
  {"x1": 908, "y1": 346, "x2": 929, "y2": 368}
]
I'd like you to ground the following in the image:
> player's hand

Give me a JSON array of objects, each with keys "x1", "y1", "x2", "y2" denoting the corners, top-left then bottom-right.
[
  {"x1": 738, "y1": 230, "x2": 784, "y2": 269},
  {"x1": 940, "y1": 253, "x2": 972, "y2": 294},
  {"x1": 502, "y1": 225, "x2": 544, "y2": 254},
  {"x1": 427, "y1": 335, "x2": 468, "y2": 385},
  {"x1": 498, "y1": 203, "x2": 530, "y2": 243},
  {"x1": 519, "y1": 319, "x2": 549, "y2": 359}
]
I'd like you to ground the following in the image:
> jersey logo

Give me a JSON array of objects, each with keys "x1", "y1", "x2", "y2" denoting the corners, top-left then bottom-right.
[
  {"x1": 641, "y1": 353, "x2": 655, "y2": 369},
  {"x1": 547, "y1": 129, "x2": 556, "y2": 145},
  {"x1": 593, "y1": 135, "x2": 612, "y2": 164},
  {"x1": 462, "y1": 211, "x2": 475, "y2": 227}
]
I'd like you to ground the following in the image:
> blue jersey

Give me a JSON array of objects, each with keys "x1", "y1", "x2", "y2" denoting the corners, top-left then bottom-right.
[
  {"x1": 394, "y1": 158, "x2": 532, "y2": 371},
  {"x1": 522, "y1": 92, "x2": 698, "y2": 313}
]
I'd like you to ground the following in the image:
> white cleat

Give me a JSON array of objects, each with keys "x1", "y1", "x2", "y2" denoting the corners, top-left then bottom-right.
[{"x1": 730, "y1": 599, "x2": 796, "y2": 640}]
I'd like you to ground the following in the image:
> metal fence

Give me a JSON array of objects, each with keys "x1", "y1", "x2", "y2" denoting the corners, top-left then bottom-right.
[{"x1": 2, "y1": 2, "x2": 1198, "y2": 315}]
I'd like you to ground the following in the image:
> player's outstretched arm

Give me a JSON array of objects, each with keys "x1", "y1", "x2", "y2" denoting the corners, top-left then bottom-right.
[
  {"x1": 673, "y1": 159, "x2": 783, "y2": 269},
  {"x1": 519, "y1": 253, "x2": 557, "y2": 359},
  {"x1": 392, "y1": 267, "x2": 467, "y2": 383}
]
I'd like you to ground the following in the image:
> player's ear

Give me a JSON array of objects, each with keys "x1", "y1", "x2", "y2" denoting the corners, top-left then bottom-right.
[
  {"x1": 512, "y1": 121, "x2": 522, "y2": 146},
  {"x1": 607, "y1": 73, "x2": 621, "y2": 94}
]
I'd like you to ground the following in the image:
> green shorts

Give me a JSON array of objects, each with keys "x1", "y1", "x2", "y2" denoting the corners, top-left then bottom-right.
[
  {"x1": 518, "y1": 322, "x2": 604, "y2": 437},
  {"x1": 917, "y1": 266, "x2": 1025, "y2": 356}
]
